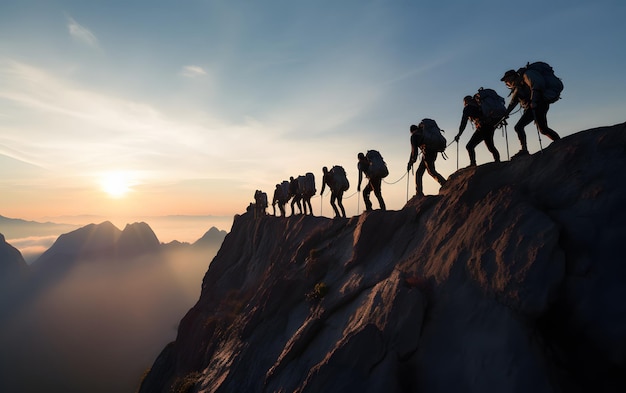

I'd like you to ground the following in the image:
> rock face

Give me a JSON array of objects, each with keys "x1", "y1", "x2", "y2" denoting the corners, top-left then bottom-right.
[{"x1": 139, "y1": 123, "x2": 626, "y2": 393}]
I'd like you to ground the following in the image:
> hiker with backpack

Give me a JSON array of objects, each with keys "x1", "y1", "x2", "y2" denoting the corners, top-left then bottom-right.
[
  {"x1": 454, "y1": 94, "x2": 501, "y2": 166},
  {"x1": 407, "y1": 121, "x2": 447, "y2": 197},
  {"x1": 253, "y1": 190, "x2": 268, "y2": 219},
  {"x1": 357, "y1": 151, "x2": 386, "y2": 211},
  {"x1": 321, "y1": 166, "x2": 349, "y2": 218},
  {"x1": 288, "y1": 176, "x2": 302, "y2": 216},
  {"x1": 272, "y1": 183, "x2": 286, "y2": 217},
  {"x1": 298, "y1": 172, "x2": 316, "y2": 215},
  {"x1": 500, "y1": 63, "x2": 562, "y2": 157}
]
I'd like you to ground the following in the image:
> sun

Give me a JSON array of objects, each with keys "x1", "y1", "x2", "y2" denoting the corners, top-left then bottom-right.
[{"x1": 100, "y1": 171, "x2": 132, "y2": 198}]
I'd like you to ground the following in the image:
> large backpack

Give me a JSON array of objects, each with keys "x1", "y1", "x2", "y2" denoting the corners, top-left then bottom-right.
[
  {"x1": 298, "y1": 172, "x2": 316, "y2": 197},
  {"x1": 330, "y1": 165, "x2": 349, "y2": 192},
  {"x1": 521, "y1": 61, "x2": 564, "y2": 103},
  {"x1": 474, "y1": 88, "x2": 507, "y2": 126},
  {"x1": 279, "y1": 180, "x2": 290, "y2": 203},
  {"x1": 255, "y1": 190, "x2": 268, "y2": 208},
  {"x1": 365, "y1": 150, "x2": 389, "y2": 178},
  {"x1": 418, "y1": 119, "x2": 447, "y2": 152}
]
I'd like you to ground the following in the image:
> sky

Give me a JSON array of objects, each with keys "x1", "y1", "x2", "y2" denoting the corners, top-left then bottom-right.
[{"x1": 1, "y1": 0, "x2": 625, "y2": 241}]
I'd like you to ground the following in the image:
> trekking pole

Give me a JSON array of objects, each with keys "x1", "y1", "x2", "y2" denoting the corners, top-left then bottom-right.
[
  {"x1": 503, "y1": 122, "x2": 510, "y2": 160},
  {"x1": 537, "y1": 127, "x2": 544, "y2": 153},
  {"x1": 456, "y1": 141, "x2": 459, "y2": 170},
  {"x1": 406, "y1": 168, "x2": 410, "y2": 202}
]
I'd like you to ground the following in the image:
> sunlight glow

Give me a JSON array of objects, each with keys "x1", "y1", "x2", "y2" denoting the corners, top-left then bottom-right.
[{"x1": 100, "y1": 172, "x2": 133, "y2": 198}]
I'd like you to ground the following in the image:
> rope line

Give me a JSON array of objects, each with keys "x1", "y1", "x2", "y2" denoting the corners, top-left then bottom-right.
[
  {"x1": 383, "y1": 171, "x2": 408, "y2": 185},
  {"x1": 343, "y1": 190, "x2": 359, "y2": 199}
]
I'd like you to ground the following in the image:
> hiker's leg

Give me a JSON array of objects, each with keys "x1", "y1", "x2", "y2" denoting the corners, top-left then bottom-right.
[
  {"x1": 482, "y1": 126, "x2": 500, "y2": 162},
  {"x1": 363, "y1": 183, "x2": 373, "y2": 211},
  {"x1": 296, "y1": 197, "x2": 302, "y2": 214},
  {"x1": 466, "y1": 131, "x2": 482, "y2": 165},
  {"x1": 515, "y1": 110, "x2": 534, "y2": 151},
  {"x1": 416, "y1": 159, "x2": 427, "y2": 196},
  {"x1": 372, "y1": 178, "x2": 385, "y2": 211},
  {"x1": 424, "y1": 149, "x2": 446, "y2": 186},
  {"x1": 330, "y1": 194, "x2": 340, "y2": 217},
  {"x1": 533, "y1": 102, "x2": 560, "y2": 141},
  {"x1": 337, "y1": 192, "x2": 346, "y2": 218}
]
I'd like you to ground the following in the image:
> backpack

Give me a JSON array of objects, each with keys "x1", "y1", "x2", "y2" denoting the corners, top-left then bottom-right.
[
  {"x1": 279, "y1": 180, "x2": 290, "y2": 203},
  {"x1": 474, "y1": 88, "x2": 507, "y2": 126},
  {"x1": 418, "y1": 119, "x2": 447, "y2": 152},
  {"x1": 330, "y1": 165, "x2": 349, "y2": 192},
  {"x1": 298, "y1": 172, "x2": 316, "y2": 197},
  {"x1": 365, "y1": 150, "x2": 389, "y2": 178},
  {"x1": 521, "y1": 61, "x2": 564, "y2": 103},
  {"x1": 255, "y1": 190, "x2": 268, "y2": 208}
]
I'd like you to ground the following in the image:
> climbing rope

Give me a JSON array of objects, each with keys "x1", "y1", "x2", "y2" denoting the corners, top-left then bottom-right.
[{"x1": 382, "y1": 171, "x2": 408, "y2": 185}]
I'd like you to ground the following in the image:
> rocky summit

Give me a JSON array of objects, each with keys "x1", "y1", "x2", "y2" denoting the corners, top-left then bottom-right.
[{"x1": 139, "y1": 123, "x2": 626, "y2": 393}]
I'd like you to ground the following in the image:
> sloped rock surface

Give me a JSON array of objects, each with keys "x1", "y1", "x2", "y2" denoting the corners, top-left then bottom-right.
[{"x1": 139, "y1": 123, "x2": 626, "y2": 393}]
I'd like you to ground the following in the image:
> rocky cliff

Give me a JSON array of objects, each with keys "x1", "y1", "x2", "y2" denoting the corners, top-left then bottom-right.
[{"x1": 139, "y1": 123, "x2": 626, "y2": 393}]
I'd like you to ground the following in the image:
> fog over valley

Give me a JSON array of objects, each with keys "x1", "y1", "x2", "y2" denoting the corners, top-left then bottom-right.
[{"x1": 0, "y1": 222, "x2": 226, "y2": 393}]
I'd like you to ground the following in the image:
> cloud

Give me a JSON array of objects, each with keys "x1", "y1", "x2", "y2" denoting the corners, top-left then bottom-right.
[
  {"x1": 181, "y1": 65, "x2": 207, "y2": 78},
  {"x1": 7, "y1": 235, "x2": 58, "y2": 263},
  {"x1": 66, "y1": 16, "x2": 99, "y2": 48}
]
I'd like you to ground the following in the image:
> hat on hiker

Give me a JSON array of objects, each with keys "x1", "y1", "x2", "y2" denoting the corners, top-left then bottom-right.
[{"x1": 500, "y1": 69, "x2": 518, "y2": 81}]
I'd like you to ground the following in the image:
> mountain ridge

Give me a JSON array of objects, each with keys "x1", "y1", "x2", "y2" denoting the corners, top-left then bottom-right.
[
  {"x1": 0, "y1": 221, "x2": 228, "y2": 393},
  {"x1": 139, "y1": 122, "x2": 626, "y2": 393}
]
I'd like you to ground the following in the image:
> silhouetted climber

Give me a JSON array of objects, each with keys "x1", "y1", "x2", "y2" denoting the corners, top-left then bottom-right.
[
  {"x1": 357, "y1": 151, "x2": 386, "y2": 211},
  {"x1": 253, "y1": 190, "x2": 267, "y2": 218},
  {"x1": 407, "y1": 121, "x2": 447, "y2": 197},
  {"x1": 321, "y1": 166, "x2": 349, "y2": 218},
  {"x1": 501, "y1": 63, "x2": 562, "y2": 157},
  {"x1": 298, "y1": 173, "x2": 316, "y2": 215},
  {"x1": 289, "y1": 176, "x2": 302, "y2": 216},
  {"x1": 454, "y1": 95, "x2": 500, "y2": 166},
  {"x1": 272, "y1": 183, "x2": 286, "y2": 217}
]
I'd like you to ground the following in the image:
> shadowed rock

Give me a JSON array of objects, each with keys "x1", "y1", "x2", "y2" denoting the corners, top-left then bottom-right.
[{"x1": 139, "y1": 123, "x2": 626, "y2": 393}]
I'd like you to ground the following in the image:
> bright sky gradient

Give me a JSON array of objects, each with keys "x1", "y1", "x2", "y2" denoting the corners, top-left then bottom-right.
[{"x1": 1, "y1": 1, "x2": 625, "y2": 235}]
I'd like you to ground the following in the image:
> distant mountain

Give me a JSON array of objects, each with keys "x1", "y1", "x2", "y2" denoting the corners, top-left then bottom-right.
[
  {"x1": 30, "y1": 221, "x2": 227, "y2": 276},
  {"x1": 0, "y1": 215, "x2": 79, "y2": 239},
  {"x1": 117, "y1": 222, "x2": 161, "y2": 257},
  {"x1": 0, "y1": 233, "x2": 29, "y2": 285},
  {"x1": 0, "y1": 220, "x2": 227, "y2": 393},
  {"x1": 192, "y1": 227, "x2": 228, "y2": 249},
  {"x1": 31, "y1": 221, "x2": 122, "y2": 276},
  {"x1": 139, "y1": 123, "x2": 626, "y2": 393}
]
